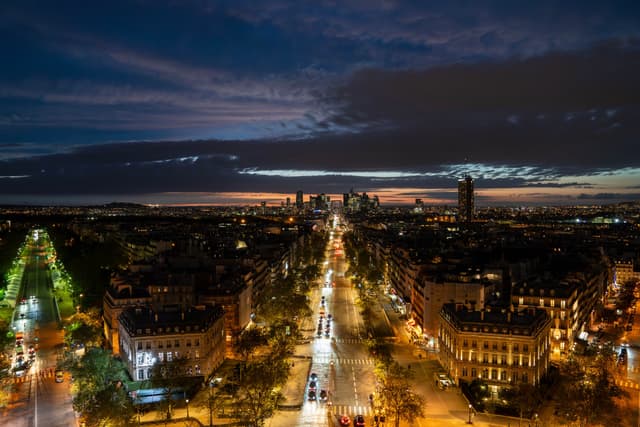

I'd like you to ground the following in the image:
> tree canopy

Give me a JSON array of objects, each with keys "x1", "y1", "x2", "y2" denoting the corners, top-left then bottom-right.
[{"x1": 61, "y1": 347, "x2": 134, "y2": 427}]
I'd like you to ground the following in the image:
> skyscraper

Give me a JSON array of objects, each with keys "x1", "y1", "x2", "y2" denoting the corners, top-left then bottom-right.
[
  {"x1": 296, "y1": 190, "x2": 303, "y2": 209},
  {"x1": 458, "y1": 175, "x2": 474, "y2": 223}
]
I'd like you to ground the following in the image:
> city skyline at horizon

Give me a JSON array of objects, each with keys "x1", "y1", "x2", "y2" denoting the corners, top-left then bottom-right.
[{"x1": 1, "y1": 1, "x2": 640, "y2": 206}]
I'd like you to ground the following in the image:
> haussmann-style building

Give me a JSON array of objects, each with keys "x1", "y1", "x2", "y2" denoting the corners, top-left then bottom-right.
[
  {"x1": 118, "y1": 304, "x2": 225, "y2": 382},
  {"x1": 438, "y1": 303, "x2": 551, "y2": 397}
]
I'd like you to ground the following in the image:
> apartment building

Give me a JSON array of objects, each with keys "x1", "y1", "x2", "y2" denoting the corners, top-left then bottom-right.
[
  {"x1": 615, "y1": 259, "x2": 640, "y2": 285},
  {"x1": 438, "y1": 303, "x2": 551, "y2": 396},
  {"x1": 511, "y1": 264, "x2": 606, "y2": 359},
  {"x1": 418, "y1": 270, "x2": 494, "y2": 337},
  {"x1": 103, "y1": 274, "x2": 152, "y2": 354},
  {"x1": 118, "y1": 305, "x2": 225, "y2": 382}
]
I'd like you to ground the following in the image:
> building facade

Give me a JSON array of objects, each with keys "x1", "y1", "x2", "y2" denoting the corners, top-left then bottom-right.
[
  {"x1": 118, "y1": 305, "x2": 225, "y2": 382},
  {"x1": 438, "y1": 303, "x2": 551, "y2": 397},
  {"x1": 103, "y1": 275, "x2": 152, "y2": 354}
]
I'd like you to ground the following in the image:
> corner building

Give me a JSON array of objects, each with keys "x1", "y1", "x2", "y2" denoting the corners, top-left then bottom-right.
[
  {"x1": 118, "y1": 305, "x2": 225, "y2": 382},
  {"x1": 438, "y1": 303, "x2": 551, "y2": 396}
]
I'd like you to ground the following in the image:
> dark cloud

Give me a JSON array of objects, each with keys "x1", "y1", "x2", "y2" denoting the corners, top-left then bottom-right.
[
  {"x1": 323, "y1": 40, "x2": 640, "y2": 169},
  {"x1": 332, "y1": 39, "x2": 640, "y2": 116}
]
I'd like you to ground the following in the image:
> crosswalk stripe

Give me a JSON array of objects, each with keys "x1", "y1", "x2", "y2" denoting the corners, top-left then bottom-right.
[
  {"x1": 329, "y1": 405, "x2": 372, "y2": 416},
  {"x1": 306, "y1": 404, "x2": 373, "y2": 416},
  {"x1": 313, "y1": 357, "x2": 374, "y2": 365},
  {"x1": 334, "y1": 338, "x2": 365, "y2": 344}
]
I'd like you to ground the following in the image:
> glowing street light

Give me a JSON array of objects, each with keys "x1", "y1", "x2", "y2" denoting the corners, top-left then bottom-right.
[{"x1": 468, "y1": 404, "x2": 473, "y2": 424}]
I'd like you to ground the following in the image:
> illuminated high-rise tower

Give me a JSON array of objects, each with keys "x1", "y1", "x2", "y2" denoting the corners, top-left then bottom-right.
[{"x1": 458, "y1": 175, "x2": 474, "y2": 223}]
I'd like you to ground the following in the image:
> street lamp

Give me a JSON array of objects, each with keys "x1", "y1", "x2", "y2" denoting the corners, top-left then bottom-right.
[
  {"x1": 208, "y1": 380, "x2": 216, "y2": 427},
  {"x1": 186, "y1": 399, "x2": 190, "y2": 419},
  {"x1": 468, "y1": 404, "x2": 473, "y2": 424}
]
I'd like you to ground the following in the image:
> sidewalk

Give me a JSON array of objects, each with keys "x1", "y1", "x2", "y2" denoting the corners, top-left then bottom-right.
[{"x1": 278, "y1": 355, "x2": 313, "y2": 409}]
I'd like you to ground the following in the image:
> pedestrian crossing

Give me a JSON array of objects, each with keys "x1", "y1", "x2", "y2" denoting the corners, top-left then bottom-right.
[
  {"x1": 7, "y1": 370, "x2": 58, "y2": 384},
  {"x1": 306, "y1": 403, "x2": 374, "y2": 416},
  {"x1": 330, "y1": 404, "x2": 373, "y2": 416},
  {"x1": 313, "y1": 356, "x2": 375, "y2": 365},
  {"x1": 333, "y1": 338, "x2": 365, "y2": 344}
]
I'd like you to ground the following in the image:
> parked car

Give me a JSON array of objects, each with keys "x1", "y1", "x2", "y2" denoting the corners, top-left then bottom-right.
[{"x1": 354, "y1": 414, "x2": 365, "y2": 426}]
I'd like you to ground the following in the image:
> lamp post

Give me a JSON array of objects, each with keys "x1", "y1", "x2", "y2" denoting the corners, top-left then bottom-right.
[
  {"x1": 208, "y1": 380, "x2": 215, "y2": 427},
  {"x1": 186, "y1": 399, "x2": 190, "y2": 419},
  {"x1": 468, "y1": 404, "x2": 473, "y2": 424}
]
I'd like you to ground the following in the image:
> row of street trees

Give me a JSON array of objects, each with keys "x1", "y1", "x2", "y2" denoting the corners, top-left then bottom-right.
[
  {"x1": 223, "y1": 229, "x2": 328, "y2": 426},
  {"x1": 342, "y1": 230, "x2": 426, "y2": 427}
]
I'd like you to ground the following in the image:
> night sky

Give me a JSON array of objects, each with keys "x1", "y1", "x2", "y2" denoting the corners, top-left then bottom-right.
[{"x1": 1, "y1": 1, "x2": 640, "y2": 206}]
